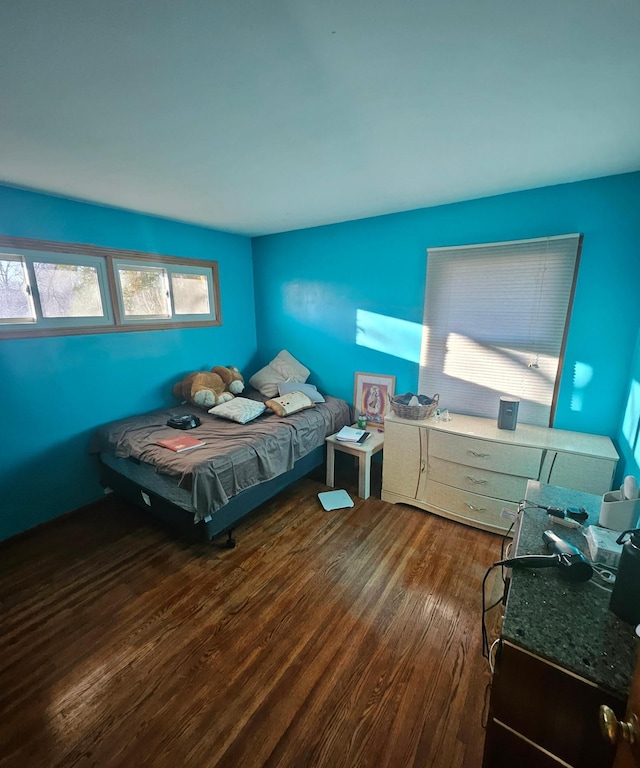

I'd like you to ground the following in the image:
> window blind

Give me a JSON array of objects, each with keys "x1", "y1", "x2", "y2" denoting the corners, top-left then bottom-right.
[{"x1": 418, "y1": 234, "x2": 581, "y2": 427}]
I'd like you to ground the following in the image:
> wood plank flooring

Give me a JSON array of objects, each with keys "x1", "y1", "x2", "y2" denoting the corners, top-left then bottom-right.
[{"x1": 0, "y1": 464, "x2": 504, "y2": 768}]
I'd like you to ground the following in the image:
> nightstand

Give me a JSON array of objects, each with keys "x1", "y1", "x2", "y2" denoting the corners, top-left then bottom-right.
[{"x1": 325, "y1": 427, "x2": 384, "y2": 499}]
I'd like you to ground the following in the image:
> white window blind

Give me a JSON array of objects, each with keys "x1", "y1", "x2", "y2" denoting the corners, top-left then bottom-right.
[{"x1": 418, "y1": 234, "x2": 581, "y2": 427}]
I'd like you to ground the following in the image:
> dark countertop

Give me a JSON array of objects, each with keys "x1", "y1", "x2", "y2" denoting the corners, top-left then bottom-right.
[{"x1": 502, "y1": 481, "x2": 639, "y2": 699}]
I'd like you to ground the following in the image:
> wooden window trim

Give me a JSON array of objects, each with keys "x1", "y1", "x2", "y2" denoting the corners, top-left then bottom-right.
[{"x1": 0, "y1": 235, "x2": 222, "y2": 339}]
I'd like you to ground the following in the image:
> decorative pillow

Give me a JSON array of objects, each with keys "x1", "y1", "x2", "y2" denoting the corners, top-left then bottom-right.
[
  {"x1": 278, "y1": 381, "x2": 325, "y2": 403},
  {"x1": 249, "y1": 350, "x2": 310, "y2": 398},
  {"x1": 264, "y1": 391, "x2": 315, "y2": 417},
  {"x1": 208, "y1": 397, "x2": 266, "y2": 424}
]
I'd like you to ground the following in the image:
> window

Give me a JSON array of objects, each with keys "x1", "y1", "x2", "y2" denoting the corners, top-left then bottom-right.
[
  {"x1": 0, "y1": 254, "x2": 35, "y2": 323},
  {"x1": 35, "y1": 260, "x2": 106, "y2": 319},
  {"x1": 418, "y1": 234, "x2": 582, "y2": 427},
  {"x1": 116, "y1": 263, "x2": 171, "y2": 320},
  {"x1": 0, "y1": 236, "x2": 221, "y2": 338},
  {"x1": 0, "y1": 249, "x2": 113, "y2": 330},
  {"x1": 113, "y1": 260, "x2": 215, "y2": 324}
]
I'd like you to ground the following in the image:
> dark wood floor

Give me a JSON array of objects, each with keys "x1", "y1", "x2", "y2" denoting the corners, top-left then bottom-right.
[{"x1": 0, "y1": 460, "x2": 504, "y2": 768}]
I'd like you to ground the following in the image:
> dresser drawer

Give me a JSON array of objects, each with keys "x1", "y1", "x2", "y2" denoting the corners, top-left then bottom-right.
[
  {"x1": 429, "y1": 430, "x2": 543, "y2": 478},
  {"x1": 428, "y1": 456, "x2": 529, "y2": 502},
  {"x1": 421, "y1": 478, "x2": 515, "y2": 532}
]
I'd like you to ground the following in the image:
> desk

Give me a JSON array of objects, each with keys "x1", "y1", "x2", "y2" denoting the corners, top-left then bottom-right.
[
  {"x1": 483, "y1": 481, "x2": 639, "y2": 767},
  {"x1": 325, "y1": 428, "x2": 384, "y2": 499}
]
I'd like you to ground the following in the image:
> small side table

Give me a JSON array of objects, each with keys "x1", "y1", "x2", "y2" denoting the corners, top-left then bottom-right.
[{"x1": 325, "y1": 427, "x2": 385, "y2": 499}]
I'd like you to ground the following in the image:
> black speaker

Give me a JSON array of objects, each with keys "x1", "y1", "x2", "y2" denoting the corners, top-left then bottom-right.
[{"x1": 498, "y1": 397, "x2": 519, "y2": 430}]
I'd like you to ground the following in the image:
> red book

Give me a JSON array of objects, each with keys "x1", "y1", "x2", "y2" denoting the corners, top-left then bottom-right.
[{"x1": 155, "y1": 434, "x2": 206, "y2": 453}]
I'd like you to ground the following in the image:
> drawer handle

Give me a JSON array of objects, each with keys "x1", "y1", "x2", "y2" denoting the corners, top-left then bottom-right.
[
  {"x1": 599, "y1": 705, "x2": 640, "y2": 746},
  {"x1": 465, "y1": 503, "x2": 487, "y2": 512},
  {"x1": 466, "y1": 476, "x2": 487, "y2": 485},
  {"x1": 468, "y1": 450, "x2": 490, "y2": 458}
]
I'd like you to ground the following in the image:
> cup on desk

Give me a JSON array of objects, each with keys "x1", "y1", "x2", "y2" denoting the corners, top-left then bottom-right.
[{"x1": 357, "y1": 414, "x2": 367, "y2": 429}]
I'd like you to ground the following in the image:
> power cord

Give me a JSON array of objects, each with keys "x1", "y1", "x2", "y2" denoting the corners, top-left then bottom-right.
[
  {"x1": 588, "y1": 563, "x2": 618, "y2": 593},
  {"x1": 481, "y1": 563, "x2": 505, "y2": 659},
  {"x1": 482, "y1": 500, "x2": 568, "y2": 661},
  {"x1": 481, "y1": 510, "x2": 518, "y2": 660},
  {"x1": 488, "y1": 638, "x2": 501, "y2": 674},
  {"x1": 499, "y1": 517, "x2": 516, "y2": 584}
]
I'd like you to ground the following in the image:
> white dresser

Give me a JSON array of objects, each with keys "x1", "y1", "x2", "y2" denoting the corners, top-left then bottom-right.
[{"x1": 381, "y1": 412, "x2": 619, "y2": 534}]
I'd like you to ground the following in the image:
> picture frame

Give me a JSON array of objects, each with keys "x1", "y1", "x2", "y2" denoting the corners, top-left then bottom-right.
[{"x1": 353, "y1": 372, "x2": 396, "y2": 428}]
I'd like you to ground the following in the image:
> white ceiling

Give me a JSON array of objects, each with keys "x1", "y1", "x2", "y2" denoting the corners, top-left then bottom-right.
[{"x1": 1, "y1": 1, "x2": 639, "y2": 237}]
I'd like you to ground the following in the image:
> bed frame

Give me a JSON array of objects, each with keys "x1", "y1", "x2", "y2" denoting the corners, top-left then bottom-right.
[{"x1": 98, "y1": 444, "x2": 325, "y2": 546}]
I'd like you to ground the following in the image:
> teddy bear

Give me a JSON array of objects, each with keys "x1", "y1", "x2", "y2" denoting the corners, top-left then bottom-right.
[{"x1": 172, "y1": 365, "x2": 245, "y2": 409}]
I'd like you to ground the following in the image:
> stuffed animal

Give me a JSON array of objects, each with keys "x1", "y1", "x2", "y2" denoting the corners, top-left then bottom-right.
[{"x1": 172, "y1": 365, "x2": 245, "y2": 409}]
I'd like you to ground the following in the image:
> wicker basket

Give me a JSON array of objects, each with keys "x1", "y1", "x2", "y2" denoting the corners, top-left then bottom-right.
[{"x1": 389, "y1": 393, "x2": 440, "y2": 420}]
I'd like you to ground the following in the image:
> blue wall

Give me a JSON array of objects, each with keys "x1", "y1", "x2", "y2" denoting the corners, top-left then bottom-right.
[
  {"x1": 3, "y1": 173, "x2": 639, "y2": 541},
  {"x1": 252, "y1": 172, "x2": 640, "y2": 482},
  {"x1": 0, "y1": 185, "x2": 256, "y2": 541}
]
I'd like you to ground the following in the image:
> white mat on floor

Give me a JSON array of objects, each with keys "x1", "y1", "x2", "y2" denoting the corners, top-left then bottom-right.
[{"x1": 318, "y1": 489, "x2": 354, "y2": 511}]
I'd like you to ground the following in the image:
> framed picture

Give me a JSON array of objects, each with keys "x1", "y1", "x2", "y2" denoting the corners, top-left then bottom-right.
[{"x1": 354, "y1": 372, "x2": 396, "y2": 428}]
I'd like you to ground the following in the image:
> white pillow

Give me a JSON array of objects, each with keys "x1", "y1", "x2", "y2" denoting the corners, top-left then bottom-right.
[
  {"x1": 278, "y1": 381, "x2": 325, "y2": 403},
  {"x1": 265, "y1": 391, "x2": 315, "y2": 417},
  {"x1": 249, "y1": 350, "x2": 310, "y2": 398},
  {"x1": 271, "y1": 349, "x2": 310, "y2": 381},
  {"x1": 208, "y1": 397, "x2": 266, "y2": 424}
]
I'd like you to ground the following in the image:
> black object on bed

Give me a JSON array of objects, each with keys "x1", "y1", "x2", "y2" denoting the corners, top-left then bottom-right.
[{"x1": 89, "y1": 388, "x2": 351, "y2": 543}]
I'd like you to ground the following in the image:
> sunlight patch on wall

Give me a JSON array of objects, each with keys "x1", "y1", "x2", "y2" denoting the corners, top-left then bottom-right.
[
  {"x1": 622, "y1": 379, "x2": 640, "y2": 464},
  {"x1": 570, "y1": 362, "x2": 594, "y2": 413},
  {"x1": 356, "y1": 310, "x2": 421, "y2": 363}
]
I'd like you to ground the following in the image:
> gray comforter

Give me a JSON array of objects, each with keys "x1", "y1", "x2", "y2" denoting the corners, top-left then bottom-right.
[{"x1": 90, "y1": 392, "x2": 351, "y2": 522}]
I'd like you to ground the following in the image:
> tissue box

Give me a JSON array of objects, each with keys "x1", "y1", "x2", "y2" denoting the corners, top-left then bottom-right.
[{"x1": 584, "y1": 525, "x2": 624, "y2": 568}]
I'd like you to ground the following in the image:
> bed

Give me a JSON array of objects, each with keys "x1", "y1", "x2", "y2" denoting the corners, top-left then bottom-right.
[{"x1": 90, "y1": 388, "x2": 351, "y2": 544}]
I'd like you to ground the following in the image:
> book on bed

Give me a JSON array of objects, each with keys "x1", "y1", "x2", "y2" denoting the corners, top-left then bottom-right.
[{"x1": 156, "y1": 434, "x2": 206, "y2": 452}]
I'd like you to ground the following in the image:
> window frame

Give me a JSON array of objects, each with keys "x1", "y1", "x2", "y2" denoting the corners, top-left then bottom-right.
[
  {"x1": 112, "y1": 258, "x2": 218, "y2": 325},
  {"x1": 24, "y1": 248, "x2": 113, "y2": 329},
  {"x1": 0, "y1": 235, "x2": 221, "y2": 339}
]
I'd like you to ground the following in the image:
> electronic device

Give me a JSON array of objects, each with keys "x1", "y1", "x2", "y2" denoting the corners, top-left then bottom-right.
[
  {"x1": 584, "y1": 525, "x2": 623, "y2": 568},
  {"x1": 547, "y1": 514, "x2": 583, "y2": 530},
  {"x1": 546, "y1": 506, "x2": 588, "y2": 529},
  {"x1": 167, "y1": 414, "x2": 201, "y2": 430},
  {"x1": 495, "y1": 529, "x2": 593, "y2": 582},
  {"x1": 497, "y1": 396, "x2": 519, "y2": 430},
  {"x1": 545, "y1": 506, "x2": 589, "y2": 523}
]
